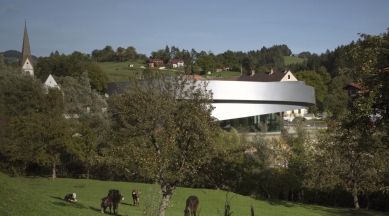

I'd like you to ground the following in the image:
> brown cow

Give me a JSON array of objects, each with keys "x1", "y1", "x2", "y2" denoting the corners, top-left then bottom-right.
[
  {"x1": 101, "y1": 189, "x2": 124, "y2": 214},
  {"x1": 101, "y1": 195, "x2": 113, "y2": 214},
  {"x1": 184, "y1": 195, "x2": 199, "y2": 216},
  {"x1": 132, "y1": 189, "x2": 141, "y2": 206}
]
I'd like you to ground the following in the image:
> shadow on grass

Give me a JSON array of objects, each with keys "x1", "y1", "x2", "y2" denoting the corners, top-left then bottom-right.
[
  {"x1": 49, "y1": 196, "x2": 86, "y2": 209},
  {"x1": 90, "y1": 206, "x2": 128, "y2": 216},
  {"x1": 89, "y1": 206, "x2": 102, "y2": 213},
  {"x1": 120, "y1": 202, "x2": 134, "y2": 206},
  {"x1": 266, "y1": 199, "x2": 295, "y2": 207}
]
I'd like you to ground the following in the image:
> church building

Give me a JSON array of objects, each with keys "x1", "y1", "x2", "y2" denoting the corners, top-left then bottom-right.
[{"x1": 20, "y1": 22, "x2": 34, "y2": 76}]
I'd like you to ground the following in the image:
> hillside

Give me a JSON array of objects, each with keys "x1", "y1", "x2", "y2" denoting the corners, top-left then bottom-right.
[
  {"x1": 0, "y1": 49, "x2": 39, "y2": 62},
  {"x1": 284, "y1": 56, "x2": 305, "y2": 65},
  {"x1": 0, "y1": 172, "x2": 384, "y2": 216}
]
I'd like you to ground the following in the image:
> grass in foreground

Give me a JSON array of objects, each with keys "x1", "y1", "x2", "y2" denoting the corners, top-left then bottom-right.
[{"x1": 0, "y1": 172, "x2": 386, "y2": 216}]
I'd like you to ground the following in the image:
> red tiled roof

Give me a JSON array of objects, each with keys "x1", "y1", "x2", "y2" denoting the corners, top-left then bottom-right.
[
  {"x1": 343, "y1": 83, "x2": 362, "y2": 90},
  {"x1": 170, "y1": 59, "x2": 184, "y2": 64}
]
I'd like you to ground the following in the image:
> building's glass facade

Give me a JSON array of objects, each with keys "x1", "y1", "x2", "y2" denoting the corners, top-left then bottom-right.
[{"x1": 220, "y1": 112, "x2": 282, "y2": 132}]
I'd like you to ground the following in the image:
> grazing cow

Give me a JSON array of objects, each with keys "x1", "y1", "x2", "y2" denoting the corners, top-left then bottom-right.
[
  {"x1": 184, "y1": 196, "x2": 199, "y2": 216},
  {"x1": 100, "y1": 194, "x2": 124, "y2": 214},
  {"x1": 64, "y1": 193, "x2": 77, "y2": 202},
  {"x1": 132, "y1": 189, "x2": 141, "y2": 206},
  {"x1": 101, "y1": 189, "x2": 123, "y2": 214},
  {"x1": 101, "y1": 195, "x2": 113, "y2": 214}
]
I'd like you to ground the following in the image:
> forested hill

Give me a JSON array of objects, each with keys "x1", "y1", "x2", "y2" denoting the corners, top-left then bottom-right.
[{"x1": 0, "y1": 50, "x2": 39, "y2": 62}]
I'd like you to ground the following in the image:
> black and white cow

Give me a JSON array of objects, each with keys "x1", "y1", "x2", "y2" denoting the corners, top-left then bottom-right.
[{"x1": 64, "y1": 193, "x2": 77, "y2": 202}]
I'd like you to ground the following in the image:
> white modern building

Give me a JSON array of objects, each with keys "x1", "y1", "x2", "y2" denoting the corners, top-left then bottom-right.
[{"x1": 107, "y1": 70, "x2": 315, "y2": 132}]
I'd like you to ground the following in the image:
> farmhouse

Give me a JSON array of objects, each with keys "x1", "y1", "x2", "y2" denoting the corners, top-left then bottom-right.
[
  {"x1": 170, "y1": 59, "x2": 185, "y2": 68},
  {"x1": 147, "y1": 58, "x2": 165, "y2": 67}
]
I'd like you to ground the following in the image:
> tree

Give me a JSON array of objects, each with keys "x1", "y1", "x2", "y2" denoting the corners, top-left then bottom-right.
[
  {"x1": 220, "y1": 50, "x2": 238, "y2": 69},
  {"x1": 323, "y1": 75, "x2": 353, "y2": 117},
  {"x1": 196, "y1": 55, "x2": 215, "y2": 73},
  {"x1": 0, "y1": 54, "x2": 6, "y2": 69},
  {"x1": 59, "y1": 72, "x2": 110, "y2": 179},
  {"x1": 8, "y1": 87, "x2": 73, "y2": 179},
  {"x1": 108, "y1": 74, "x2": 220, "y2": 216},
  {"x1": 116, "y1": 47, "x2": 125, "y2": 62},
  {"x1": 198, "y1": 128, "x2": 245, "y2": 190},
  {"x1": 305, "y1": 30, "x2": 389, "y2": 209},
  {"x1": 0, "y1": 66, "x2": 49, "y2": 174},
  {"x1": 242, "y1": 56, "x2": 255, "y2": 74},
  {"x1": 295, "y1": 70, "x2": 327, "y2": 113},
  {"x1": 91, "y1": 49, "x2": 103, "y2": 62},
  {"x1": 73, "y1": 62, "x2": 109, "y2": 93},
  {"x1": 125, "y1": 46, "x2": 137, "y2": 60},
  {"x1": 298, "y1": 51, "x2": 311, "y2": 59},
  {"x1": 305, "y1": 119, "x2": 387, "y2": 209}
]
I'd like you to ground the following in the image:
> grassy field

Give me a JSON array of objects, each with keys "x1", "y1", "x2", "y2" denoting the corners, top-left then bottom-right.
[
  {"x1": 99, "y1": 61, "x2": 145, "y2": 82},
  {"x1": 100, "y1": 56, "x2": 305, "y2": 83},
  {"x1": 99, "y1": 61, "x2": 242, "y2": 82},
  {"x1": 99, "y1": 61, "x2": 186, "y2": 82},
  {"x1": 0, "y1": 172, "x2": 386, "y2": 216},
  {"x1": 284, "y1": 56, "x2": 305, "y2": 65}
]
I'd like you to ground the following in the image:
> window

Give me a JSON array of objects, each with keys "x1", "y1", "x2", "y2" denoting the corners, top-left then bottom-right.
[{"x1": 288, "y1": 75, "x2": 290, "y2": 79}]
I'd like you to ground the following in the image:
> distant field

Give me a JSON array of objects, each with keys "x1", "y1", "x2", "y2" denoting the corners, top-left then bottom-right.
[
  {"x1": 100, "y1": 56, "x2": 305, "y2": 82},
  {"x1": 284, "y1": 56, "x2": 305, "y2": 65},
  {"x1": 99, "y1": 61, "x2": 189, "y2": 82},
  {"x1": 203, "y1": 71, "x2": 241, "y2": 79},
  {"x1": 99, "y1": 61, "x2": 144, "y2": 82},
  {"x1": 0, "y1": 172, "x2": 384, "y2": 216}
]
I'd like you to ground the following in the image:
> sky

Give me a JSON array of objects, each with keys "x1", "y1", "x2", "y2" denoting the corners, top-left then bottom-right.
[{"x1": 1, "y1": 0, "x2": 388, "y2": 58}]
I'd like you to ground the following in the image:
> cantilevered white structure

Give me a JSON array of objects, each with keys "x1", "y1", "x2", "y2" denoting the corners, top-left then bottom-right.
[
  {"x1": 206, "y1": 80, "x2": 315, "y2": 121},
  {"x1": 107, "y1": 72, "x2": 315, "y2": 132}
]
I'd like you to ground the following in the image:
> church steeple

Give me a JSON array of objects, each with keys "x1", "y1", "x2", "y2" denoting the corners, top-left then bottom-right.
[{"x1": 20, "y1": 21, "x2": 34, "y2": 76}]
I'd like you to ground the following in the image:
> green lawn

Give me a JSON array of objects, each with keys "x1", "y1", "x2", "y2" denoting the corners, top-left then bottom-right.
[
  {"x1": 284, "y1": 56, "x2": 305, "y2": 65},
  {"x1": 0, "y1": 172, "x2": 385, "y2": 216}
]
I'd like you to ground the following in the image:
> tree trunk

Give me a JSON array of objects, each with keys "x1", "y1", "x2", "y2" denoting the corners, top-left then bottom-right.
[
  {"x1": 87, "y1": 168, "x2": 90, "y2": 179},
  {"x1": 352, "y1": 186, "x2": 360, "y2": 209},
  {"x1": 22, "y1": 162, "x2": 27, "y2": 177},
  {"x1": 261, "y1": 185, "x2": 271, "y2": 199},
  {"x1": 158, "y1": 193, "x2": 173, "y2": 216},
  {"x1": 365, "y1": 193, "x2": 370, "y2": 210},
  {"x1": 158, "y1": 181, "x2": 177, "y2": 216},
  {"x1": 52, "y1": 161, "x2": 57, "y2": 180}
]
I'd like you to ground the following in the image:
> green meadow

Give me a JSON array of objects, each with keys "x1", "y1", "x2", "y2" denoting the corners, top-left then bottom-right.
[
  {"x1": 99, "y1": 61, "x2": 187, "y2": 82},
  {"x1": 99, "y1": 61, "x2": 145, "y2": 82},
  {"x1": 100, "y1": 56, "x2": 304, "y2": 83},
  {"x1": 284, "y1": 56, "x2": 305, "y2": 65},
  {"x1": 0, "y1": 172, "x2": 385, "y2": 216}
]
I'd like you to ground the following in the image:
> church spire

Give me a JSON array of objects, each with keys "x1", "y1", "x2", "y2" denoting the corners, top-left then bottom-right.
[{"x1": 20, "y1": 22, "x2": 34, "y2": 76}]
